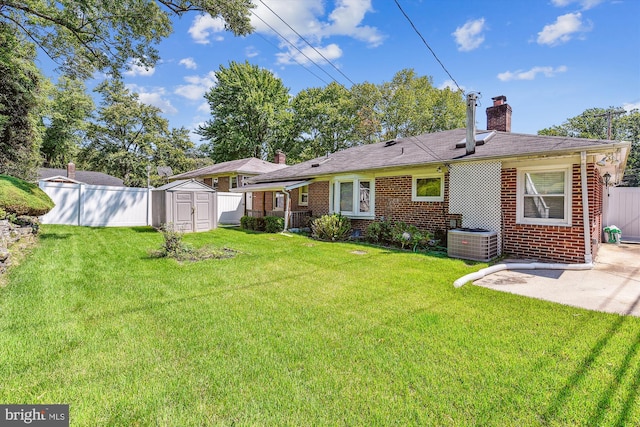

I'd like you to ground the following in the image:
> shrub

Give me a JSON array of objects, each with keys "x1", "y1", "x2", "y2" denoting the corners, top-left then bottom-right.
[
  {"x1": 312, "y1": 213, "x2": 351, "y2": 241},
  {"x1": 264, "y1": 216, "x2": 284, "y2": 233},
  {"x1": 240, "y1": 216, "x2": 254, "y2": 230},
  {"x1": 365, "y1": 219, "x2": 393, "y2": 244},
  {"x1": 158, "y1": 223, "x2": 192, "y2": 258},
  {"x1": 0, "y1": 175, "x2": 54, "y2": 216}
]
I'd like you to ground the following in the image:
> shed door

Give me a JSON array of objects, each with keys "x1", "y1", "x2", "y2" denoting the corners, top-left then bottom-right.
[
  {"x1": 175, "y1": 192, "x2": 194, "y2": 232},
  {"x1": 194, "y1": 192, "x2": 212, "y2": 232}
]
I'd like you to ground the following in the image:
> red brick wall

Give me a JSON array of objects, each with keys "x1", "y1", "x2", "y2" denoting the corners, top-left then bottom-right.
[
  {"x1": 308, "y1": 181, "x2": 330, "y2": 217},
  {"x1": 501, "y1": 164, "x2": 601, "y2": 263}
]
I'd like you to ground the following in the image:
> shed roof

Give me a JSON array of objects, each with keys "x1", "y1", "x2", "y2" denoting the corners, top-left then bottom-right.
[
  {"x1": 154, "y1": 179, "x2": 215, "y2": 192},
  {"x1": 250, "y1": 128, "x2": 630, "y2": 183},
  {"x1": 170, "y1": 157, "x2": 287, "y2": 180}
]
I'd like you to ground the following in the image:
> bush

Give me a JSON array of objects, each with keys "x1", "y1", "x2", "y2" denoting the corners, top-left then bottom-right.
[
  {"x1": 158, "y1": 223, "x2": 192, "y2": 258},
  {"x1": 312, "y1": 213, "x2": 351, "y2": 241},
  {"x1": 264, "y1": 216, "x2": 284, "y2": 233},
  {"x1": 0, "y1": 175, "x2": 54, "y2": 216},
  {"x1": 241, "y1": 215, "x2": 281, "y2": 233},
  {"x1": 365, "y1": 219, "x2": 393, "y2": 244}
]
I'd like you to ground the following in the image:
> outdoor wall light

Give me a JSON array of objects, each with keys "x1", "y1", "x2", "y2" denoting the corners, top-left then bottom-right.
[{"x1": 603, "y1": 172, "x2": 611, "y2": 197}]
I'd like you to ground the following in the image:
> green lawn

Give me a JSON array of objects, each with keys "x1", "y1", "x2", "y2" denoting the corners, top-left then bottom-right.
[{"x1": 1, "y1": 226, "x2": 639, "y2": 426}]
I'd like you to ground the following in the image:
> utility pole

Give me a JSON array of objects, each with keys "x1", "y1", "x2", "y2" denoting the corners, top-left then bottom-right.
[{"x1": 593, "y1": 109, "x2": 626, "y2": 139}]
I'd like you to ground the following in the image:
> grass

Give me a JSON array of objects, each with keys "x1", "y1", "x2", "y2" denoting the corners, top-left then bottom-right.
[{"x1": 1, "y1": 226, "x2": 639, "y2": 426}]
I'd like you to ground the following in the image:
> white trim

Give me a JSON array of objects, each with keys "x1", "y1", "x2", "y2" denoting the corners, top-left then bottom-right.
[
  {"x1": 412, "y1": 174, "x2": 444, "y2": 202},
  {"x1": 298, "y1": 184, "x2": 309, "y2": 206},
  {"x1": 516, "y1": 165, "x2": 572, "y2": 226},
  {"x1": 330, "y1": 175, "x2": 375, "y2": 219}
]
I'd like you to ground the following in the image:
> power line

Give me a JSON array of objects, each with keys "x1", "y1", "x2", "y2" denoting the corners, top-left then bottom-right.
[
  {"x1": 393, "y1": 0, "x2": 463, "y2": 93},
  {"x1": 258, "y1": 0, "x2": 356, "y2": 87},
  {"x1": 251, "y1": 30, "x2": 331, "y2": 86},
  {"x1": 250, "y1": 10, "x2": 342, "y2": 87}
]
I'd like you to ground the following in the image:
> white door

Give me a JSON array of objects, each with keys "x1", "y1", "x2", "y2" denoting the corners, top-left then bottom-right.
[
  {"x1": 174, "y1": 192, "x2": 194, "y2": 232},
  {"x1": 194, "y1": 192, "x2": 213, "y2": 232}
]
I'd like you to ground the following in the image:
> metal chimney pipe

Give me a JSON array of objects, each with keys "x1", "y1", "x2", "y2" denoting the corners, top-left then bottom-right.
[{"x1": 466, "y1": 93, "x2": 478, "y2": 155}]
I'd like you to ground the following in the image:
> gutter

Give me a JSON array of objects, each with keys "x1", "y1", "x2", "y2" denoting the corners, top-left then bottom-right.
[{"x1": 453, "y1": 262, "x2": 594, "y2": 288}]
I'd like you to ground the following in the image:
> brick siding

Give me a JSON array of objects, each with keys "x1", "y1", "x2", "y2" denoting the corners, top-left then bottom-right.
[{"x1": 501, "y1": 164, "x2": 602, "y2": 263}]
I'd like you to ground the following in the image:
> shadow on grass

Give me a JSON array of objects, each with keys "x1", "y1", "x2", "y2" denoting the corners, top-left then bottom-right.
[
  {"x1": 130, "y1": 226, "x2": 157, "y2": 233},
  {"x1": 542, "y1": 315, "x2": 640, "y2": 425},
  {"x1": 39, "y1": 233, "x2": 71, "y2": 240}
]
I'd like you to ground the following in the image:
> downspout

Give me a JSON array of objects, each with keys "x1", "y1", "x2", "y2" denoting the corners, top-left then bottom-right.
[
  {"x1": 453, "y1": 152, "x2": 595, "y2": 288},
  {"x1": 581, "y1": 151, "x2": 593, "y2": 264}
]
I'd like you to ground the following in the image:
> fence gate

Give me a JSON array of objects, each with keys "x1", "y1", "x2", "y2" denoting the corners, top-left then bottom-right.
[{"x1": 604, "y1": 187, "x2": 640, "y2": 242}]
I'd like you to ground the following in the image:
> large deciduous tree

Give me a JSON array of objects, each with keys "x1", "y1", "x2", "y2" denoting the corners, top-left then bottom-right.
[
  {"x1": 378, "y1": 69, "x2": 466, "y2": 140},
  {"x1": 0, "y1": 0, "x2": 254, "y2": 78},
  {"x1": 539, "y1": 107, "x2": 640, "y2": 186},
  {"x1": 0, "y1": 23, "x2": 47, "y2": 179},
  {"x1": 291, "y1": 82, "x2": 358, "y2": 161},
  {"x1": 41, "y1": 76, "x2": 94, "y2": 167},
  {"x1": 198, "y1": 61, "x2": 294, "y2": 163},
  {"x1": 81, "y1": 80, "x2": 196, "y2": 187}
]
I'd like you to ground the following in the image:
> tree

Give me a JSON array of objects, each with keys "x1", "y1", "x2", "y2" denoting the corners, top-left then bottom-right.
[
  {"x1": 0, "y1": 23, "x2": 47, "y2": 179},
  {"x1": 291, "y1": 82, "x2": 358, "y2": 161},
  {"x1": 81, "y1": 80, "x2": 195, "y2": 187},
  {"x1": 41, "y1": 76, "x2": 94, "y2": 167},
  {"x1": 0, "y1": 0, "x2": 254, "y2": 78},
  {"x1": 539, "y1": 108, "x2": 640, "y2": 186},
  {"x1": 378, "y1": 69, "x2": 466, "y2": 140},
  {"x1": 198, "y1": 61, "x2": 294, "y2": 162}
]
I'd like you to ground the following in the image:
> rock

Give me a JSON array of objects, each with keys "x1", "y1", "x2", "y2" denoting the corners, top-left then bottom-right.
[{"x1": 0, "y1": 248, "x2": 9, "y2": 262}]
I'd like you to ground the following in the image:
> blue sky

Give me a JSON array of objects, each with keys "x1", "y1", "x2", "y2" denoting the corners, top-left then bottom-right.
[{"x1": 47, "y1": 0, "x2": 640, "y2": 143}]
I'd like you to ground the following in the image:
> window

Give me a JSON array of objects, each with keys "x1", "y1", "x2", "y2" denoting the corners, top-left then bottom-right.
[
  {"x1": 412, "y1": 175, "x2": 444, "y2": 202},
  {"x1": 331, "y1": 177, "x2": 374, "y2": 218},
  {"x1": 212, "y1": 178, "x2": 218, "y2": 190},
  {"x1": 230, "y1": 176, "x2": 238, "y2": 189},
  {"x1": 273, "y1": 192, "x2": 285, "y2": 211},
  {"x1": 298, "y1": 185, "x2": 309, "y2": 206},
  {"x1": 517, "y1": 166, "x2": 571, "y2": 226}
]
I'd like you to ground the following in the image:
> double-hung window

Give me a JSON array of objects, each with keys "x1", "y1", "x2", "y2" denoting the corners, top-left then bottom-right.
[
  {"x1": 298, "y1": 185, "x2": 309, "y2": 206},
  {"x1": 331, "y1": 177, "x2": 374, "y2": 218},
  {"x1": 517, "y1": 166, "x2": 571, "y2": 226},
  {"x1": 230, "y1": 176, "x2": 238, "y2": 189},
  {"x1": 273, "y1": 192, "x2": 285, "y2": 211}
]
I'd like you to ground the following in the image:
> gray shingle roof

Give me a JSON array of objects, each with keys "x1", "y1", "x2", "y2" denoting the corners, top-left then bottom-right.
[
  {"x1": 38, "y1": 168, "x2": 125, "y2": 186},
  {"x1": 251, "y1": 129, "x2": 629, "y2": 183},
  {"x1": 170, "y1": 157, "x2": 287, "y2": 180}
]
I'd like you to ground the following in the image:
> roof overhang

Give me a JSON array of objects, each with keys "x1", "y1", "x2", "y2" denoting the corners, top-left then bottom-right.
[
  {"x1": 230, "y1": 180, "x2": 312, "y2": 193},
  {"x1": 39, "y1": 175, "x2": 83, "y2": 184}
]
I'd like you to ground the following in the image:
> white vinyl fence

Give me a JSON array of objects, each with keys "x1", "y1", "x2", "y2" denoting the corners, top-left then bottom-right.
[
  {"x1": 216, "y1": 192, "x2": 244, "y2": 225},
  {"x1": 39, "y1": 181, "x2": 150, "y2": 227},
  {"x1": 603, "y1": 187, "x2": 640, "y2": 242}
]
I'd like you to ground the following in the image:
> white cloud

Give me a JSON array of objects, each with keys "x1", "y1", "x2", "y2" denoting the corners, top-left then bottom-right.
[
  {"x1": 245, "y1": 46, "x2": 259, "y2": 58},
  {"x1": 188, "y1": 15, "x2": 226, "y2": 44},
  {"x1": 537, "y1": 12, "x2": 592, "y2": 46},
  {"x1": 551, "y1": 0, "x2": 604, "y2": 10},
  {"x1": 126, "y1": 84, "x2": 177, "y2": 115},
  {"x1": 438, "y1": 80, "x2": 465, "y2": 92},
  {"x1": 276, "y1": 43, "x2": 342, "y2": 66},
  {"x1": 623, "y1": 102, "x2": 640, "y2": 112},
  {"x1": 452, "y1": 18, "x2": 486, "y2": 52},
  {"x1": 124, "y1": 61, "x2": 155, "y2": 77},
  {"x1": 174, "y1": 71, "x2": 217, "y2": 101},
  {"x1": 197, "y1": 102, "x2": 210, "y2": 113},
  {"x1": 497, "y1": 65, "x2": 568, "y2": 81},
  {"x1": 179, "y1": 57, "x2": 197, "y2": 70},
  {"x1": 250, "y1": 0, "x2": 384, "y2": 67}
]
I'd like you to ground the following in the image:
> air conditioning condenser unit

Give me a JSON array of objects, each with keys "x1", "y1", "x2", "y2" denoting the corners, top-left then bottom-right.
[{"x1": 448, "y1": 228, "x2": 498, "y2": 262}]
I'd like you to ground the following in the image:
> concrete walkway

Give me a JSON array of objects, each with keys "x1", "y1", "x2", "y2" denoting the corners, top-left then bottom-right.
[{"x1": 473, "y1": 243, "x2": 640, "y2": 316}]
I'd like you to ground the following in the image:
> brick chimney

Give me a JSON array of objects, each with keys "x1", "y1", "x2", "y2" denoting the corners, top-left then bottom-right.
[
  {"x1": 486, "y1": 95, "x2": 512, "y2": 132},
  {"x1": 274, "y1": 150, "x2": 286, "y2": 165},
  {"x1": 67, "y1": 162, "x2": 76, "y2": 180}
]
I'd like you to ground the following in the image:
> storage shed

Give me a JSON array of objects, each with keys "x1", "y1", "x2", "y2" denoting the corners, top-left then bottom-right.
[{"x1": 152, "y1": 180, "x2": 217, "y2": 232}]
